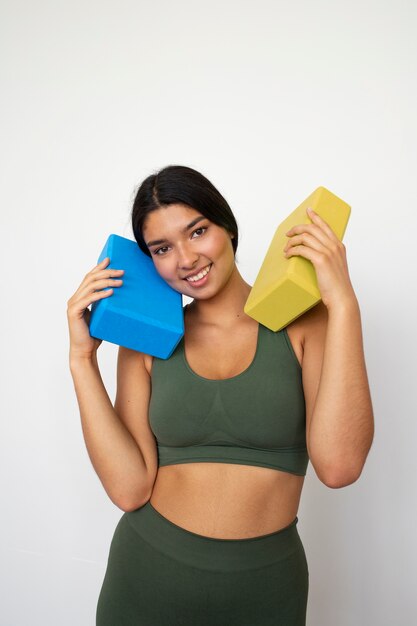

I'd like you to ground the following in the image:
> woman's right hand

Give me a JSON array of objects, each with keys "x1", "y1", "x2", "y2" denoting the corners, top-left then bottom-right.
[{"x1": 67, "y1": 257, "x2": 124, "y2": 361}]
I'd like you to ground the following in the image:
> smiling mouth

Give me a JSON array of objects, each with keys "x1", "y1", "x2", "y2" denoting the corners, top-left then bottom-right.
[{"x1": 184, "y1": 263, "x2": 212, "y2": 282}]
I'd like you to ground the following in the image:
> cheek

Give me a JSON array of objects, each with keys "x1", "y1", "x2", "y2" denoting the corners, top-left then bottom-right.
[
  {"x1": 206, "y1": 233, "x2": 232, "y2": 257},
  {"x1": 219, "y1": 237, "x2": 235, "y2": 260},
  {"x1": 151, "y1": 258, "x2": 174, "y2": 280}
]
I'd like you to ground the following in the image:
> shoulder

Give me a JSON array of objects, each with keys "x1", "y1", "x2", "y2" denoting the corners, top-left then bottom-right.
[
  {"x1": 143, "y1": 352, "x2": 154, "y2": 377},
  {"x1": 285, "y1": 301, "x2": 328, "y2": 369},
  {"x1": 300, "y1": 301, "x2": 328, "y2": 343},
  {"x1": 142, "y1": 305, "x2": 190, "y2": 376},
  {"x1": 295, "y1": 301, "x2": 329, "y2": 435},
  {"x1": 117, "y1": 344, "x2": 153, "y2": 378}
]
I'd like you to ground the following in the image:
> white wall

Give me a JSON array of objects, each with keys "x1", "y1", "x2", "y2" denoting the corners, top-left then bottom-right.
[{"x1": 1, "y1": 0, "x2": 416, "y2": 624}]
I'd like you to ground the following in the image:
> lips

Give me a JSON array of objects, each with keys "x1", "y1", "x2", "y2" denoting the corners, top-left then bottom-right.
[{"x1": 183, "y1": 263, "x2": 212, "y2": 281}]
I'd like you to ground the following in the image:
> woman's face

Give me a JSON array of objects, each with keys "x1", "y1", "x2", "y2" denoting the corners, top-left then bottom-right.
[{"x1": 142, "y1": 203, "x2": 235, "y2": 299}]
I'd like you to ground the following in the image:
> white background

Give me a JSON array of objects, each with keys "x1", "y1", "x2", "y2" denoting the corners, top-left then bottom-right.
[{"x1": 1, "y1": 1, "x2": 416, "y2": 624}]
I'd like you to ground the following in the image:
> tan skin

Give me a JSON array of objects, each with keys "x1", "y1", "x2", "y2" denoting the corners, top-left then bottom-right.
[
  {"x1": 144, "y1": 298, "x2": 306, "y2": 539},
  {"x1": 68, "y1": 201, "x2": 371, "y2": 539},
  {"x1": 137, "y1": 203, "x2": 325, "y2": 539}
]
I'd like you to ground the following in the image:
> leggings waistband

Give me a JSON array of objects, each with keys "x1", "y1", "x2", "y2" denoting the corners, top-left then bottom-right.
[{"x1": 124, "y1": 501, "x2": 301, "y2": 572}]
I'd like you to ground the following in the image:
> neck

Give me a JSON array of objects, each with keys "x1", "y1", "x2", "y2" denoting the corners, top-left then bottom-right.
[{"x1": 185, "y1": 264, "x2": 253, "y2": 328}]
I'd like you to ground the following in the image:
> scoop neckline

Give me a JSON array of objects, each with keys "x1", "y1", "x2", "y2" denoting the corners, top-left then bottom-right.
[{"x1": 181, "y1": 305, "x2": 262, "y2": 383}]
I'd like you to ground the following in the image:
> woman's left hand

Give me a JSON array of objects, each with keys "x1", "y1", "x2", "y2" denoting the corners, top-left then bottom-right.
[{"x1": 283, "y1": 207, "x2": 357, "y2": 311}]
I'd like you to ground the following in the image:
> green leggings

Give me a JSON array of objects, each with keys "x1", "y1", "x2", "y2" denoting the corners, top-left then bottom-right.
[{"x1": 96, "y1": 501, "x2": 309, "y2": 625}]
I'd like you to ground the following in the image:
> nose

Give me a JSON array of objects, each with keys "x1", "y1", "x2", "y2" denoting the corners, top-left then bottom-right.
[{"x1": 177, "y1": 245, "x2": 199, "y2": 270}]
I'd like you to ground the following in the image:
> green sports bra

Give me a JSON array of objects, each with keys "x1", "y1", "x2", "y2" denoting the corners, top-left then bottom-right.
[{"x1": 149, "y1": 308, "x2": 309, "y2": 476}]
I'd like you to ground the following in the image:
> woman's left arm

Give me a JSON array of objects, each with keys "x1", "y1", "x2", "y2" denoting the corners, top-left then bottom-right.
[{"x1": 284, "y1": 207, "x2": 375, "y2": 488}]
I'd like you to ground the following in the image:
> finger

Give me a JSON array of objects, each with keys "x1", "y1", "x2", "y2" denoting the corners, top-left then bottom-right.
[
  {"x1": 78, "y1": 270, "x2": 122, "y2": 299},
  {"x1": 72, "y1": 275, "x2": 121, "y2": 305},
  {"x1": 285, "y1": 243, "x2": 323, "y2": 265},
  {"x1": 306, "y1": 208, "x2": 340, "y2": 242},
  {"x1": 90, "y1": 257, "x2": 110, "y2": 274},
  {"x1": 87, "y1": 276, "x2": 123, "y2": 295},
  {"x1": 67, "y1": 287, "x2": 114, "y2": 319},
  {"x1": 285, "y1": 222, "x2": 330, "y2": 248},
  {"x1": 79, "y1": 264, "x2": 124, "y2": 289},
  {"x1": 284, "y1": 232, "x2": 327, "y2": 254}
]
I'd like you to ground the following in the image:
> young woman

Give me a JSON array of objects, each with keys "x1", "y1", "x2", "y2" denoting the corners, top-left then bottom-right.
[{"x1": 67, "y1": 165, "x2": 374, "y2": 625}]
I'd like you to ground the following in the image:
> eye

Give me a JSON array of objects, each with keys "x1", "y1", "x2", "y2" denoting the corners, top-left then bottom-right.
[
  {"x1": 154, "y1": 246, "x2": 169, "y2": 256},
  {"x1": 153, "y1": 226, "x2": 208, "y2": 256},
  {"x1": 191, "y1": 226, "x2": 207, "y2": 238}
]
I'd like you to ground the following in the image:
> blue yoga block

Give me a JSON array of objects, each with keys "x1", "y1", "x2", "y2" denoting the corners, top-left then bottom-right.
[{"x1": 89, "y1": 234, "x2": 184, "y2": 359}]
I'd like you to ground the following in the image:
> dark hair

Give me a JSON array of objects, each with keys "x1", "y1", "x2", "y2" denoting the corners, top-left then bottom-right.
[{"x1": 131, "y1": 165, "x2": 239, "y2": 259}]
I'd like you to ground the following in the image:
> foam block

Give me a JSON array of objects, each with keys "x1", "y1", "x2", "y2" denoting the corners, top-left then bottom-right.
[
  {"x1": 89, "y1": 234, "x2": 184, "y2": 358},
  {"x1": 244, "y1": 186, "x2": 351, "y2": 331}
]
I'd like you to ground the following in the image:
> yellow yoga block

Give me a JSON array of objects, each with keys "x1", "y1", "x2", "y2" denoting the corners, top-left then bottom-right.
[{"x1": 244, "y1": 186, "x2": 351, "y2": 331}]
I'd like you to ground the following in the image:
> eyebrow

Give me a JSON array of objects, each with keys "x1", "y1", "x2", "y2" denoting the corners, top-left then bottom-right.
[{"x1": 146, "y1": 215, "x2": 207, "y2": 247}]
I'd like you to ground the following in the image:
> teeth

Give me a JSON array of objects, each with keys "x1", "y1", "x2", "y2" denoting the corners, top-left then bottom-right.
[{"x1": 186, "y1": 264, "x2": 212, "y2": 282}]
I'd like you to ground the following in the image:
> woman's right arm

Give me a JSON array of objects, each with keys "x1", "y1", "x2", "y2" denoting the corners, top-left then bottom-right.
[{"x1": 67, "y1": 257, "x2": 158, "y2": 512}]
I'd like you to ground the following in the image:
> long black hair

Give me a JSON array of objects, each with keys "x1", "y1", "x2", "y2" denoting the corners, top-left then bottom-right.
[{"x1": 131, "y1": 165, "x2": 239, "y2": 260}]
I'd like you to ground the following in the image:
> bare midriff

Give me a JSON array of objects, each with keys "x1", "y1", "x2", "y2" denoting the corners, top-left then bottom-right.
[
  {"x1": 145, "y1": 319, "x2": 306, "y2": 540},
  {"x1": 149, "y1": 462, "x2": 305, "y2": 539}
]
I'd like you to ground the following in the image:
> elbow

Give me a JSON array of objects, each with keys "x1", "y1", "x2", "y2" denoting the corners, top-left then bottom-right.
[
  {"x1": 315, "y1": 461, "x2": 364, "y2": 489},
  {"x1": 311, "y1": 440, "x2": 373, "y2": 490},
  {"x1": 320, "y1": 470, "x2": 361, "y2": 489},
  {"x1": 117, "y1": 496, "x2": 150, "y2": 513},
  {"x1": 118, "y1": 501, "x2": 147, "y2": 513},
  {"x1": 111, "y1": 489, "x2": 151, "y2": 513}
]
